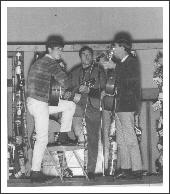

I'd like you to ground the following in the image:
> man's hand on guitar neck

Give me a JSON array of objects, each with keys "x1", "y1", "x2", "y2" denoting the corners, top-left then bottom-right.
[{"x1": 79, "y1": 85, "x2": 90, "y2": 94}]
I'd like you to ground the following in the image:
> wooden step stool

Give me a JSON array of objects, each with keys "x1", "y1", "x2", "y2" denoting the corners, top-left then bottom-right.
[{"x1": 45, "y1": 145, "x2": 89, "y2": 182}]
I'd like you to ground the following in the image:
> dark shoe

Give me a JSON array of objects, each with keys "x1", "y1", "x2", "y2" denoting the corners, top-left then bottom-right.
[
  {"x1": 104, "y1": 169, "x2": 111, "y2": 176},
  {"x1": 87, "y1": 172, "x2": 95, "y2": 180},
  {"x1": 30, "y1": 171, "x2": 55, "y2": 183},
  {"x1": 128, "y1": 170, "x2": 143, "y2": 179},
  {"x1": 61, "y1": 138, "x2": 78, "y2": 146},
  {"x1": 114, "y1": 169, "x2": 131, "y2": 179},
  {"x1": 57, "y1": 132, "x2": 78, "y2": 146}
]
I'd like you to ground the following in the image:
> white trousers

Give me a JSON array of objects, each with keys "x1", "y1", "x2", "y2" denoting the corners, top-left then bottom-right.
[
  {"x1": 72, "y1": 117, "x2": 85, "y2": 142},
  {"x1": 27, "y1": 97, "x2": 76, "y2": 171}
]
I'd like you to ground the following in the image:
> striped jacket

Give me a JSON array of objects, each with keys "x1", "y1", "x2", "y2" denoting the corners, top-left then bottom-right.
[{"x1": 27, "y1": 55, "x2": 68, "y2": 102}]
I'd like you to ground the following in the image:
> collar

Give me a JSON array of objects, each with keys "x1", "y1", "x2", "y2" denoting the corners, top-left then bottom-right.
[
  {"x1": 121, "y1": 55, "x2": 129, "y2": 63},
  {"x1": 45, "y1": 54, "x2": 55, "y2": 60},
  {"x1": 82, "y1": 65, "x2": 91, "y2": 71}
]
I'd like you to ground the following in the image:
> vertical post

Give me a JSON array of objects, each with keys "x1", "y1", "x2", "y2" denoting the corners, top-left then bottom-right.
[
  {"x1": 146, "y1": 101, "x2": 152, "y2": 173},
  {"x1": 12, "y1": 56, "x2": 16, "y2": 139}
]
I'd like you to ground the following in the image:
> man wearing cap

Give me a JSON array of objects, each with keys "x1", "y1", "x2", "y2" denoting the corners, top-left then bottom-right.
[
  {"x1": 101, "y1": 36, "x2": 143, "y2": 179},
  {"x1": 26, "y1": 35, "x2": 76, "y2": 183}
]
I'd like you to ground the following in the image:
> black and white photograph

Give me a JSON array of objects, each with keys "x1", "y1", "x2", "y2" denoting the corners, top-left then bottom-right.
[{"x1": 1, "y1": 1, "x2": 169, "y2": 193}]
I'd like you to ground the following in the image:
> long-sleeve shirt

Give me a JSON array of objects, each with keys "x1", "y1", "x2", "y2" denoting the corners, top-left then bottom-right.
[{"x1": 27, "y1": 55, "x2": 68, "y2": 103}]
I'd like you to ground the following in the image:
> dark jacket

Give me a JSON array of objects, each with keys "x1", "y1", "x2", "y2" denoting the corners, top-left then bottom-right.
[
  {"x1": 115, "y1": 55, "x2": 141, "y2": 113},
  {"x1": 68, "y1": 63, "x2": 107, "y2": 118},
  {"x1": 27, "y1": 55, "x2": 68, "y2": 102}
]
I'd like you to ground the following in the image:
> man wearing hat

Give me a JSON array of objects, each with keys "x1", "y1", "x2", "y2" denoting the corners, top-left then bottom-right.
[
  {"x1": 101, "y1": 36, "x2": 143, "y2": 179},
  {"x1": 26, "y1": 35, "x2": 76, "y2": 183}
]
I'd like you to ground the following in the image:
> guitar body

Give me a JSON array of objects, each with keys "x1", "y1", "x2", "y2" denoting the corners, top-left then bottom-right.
[
  {"x1": 105, "y1": 76, "x2": 116, "y2": 95},
  {"x1": 103, "y1": 95, "x2": 115, "y2": 111},
  {"x1": 49, "y1": 76, "x2": 61, "y2": 106},
  {"x1": 103, "y1": 69, "x2": 116, "y2": 111},
  {"x1": 49, "y1": 77, "x2": 96, "y2": 106}
]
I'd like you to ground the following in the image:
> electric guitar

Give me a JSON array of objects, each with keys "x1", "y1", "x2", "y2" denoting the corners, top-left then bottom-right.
[{"x1": 49, "y1": 77, "x2": 96, "y2": 106}]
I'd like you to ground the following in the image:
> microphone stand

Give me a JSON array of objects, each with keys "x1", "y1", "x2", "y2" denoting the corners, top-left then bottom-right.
[{"x1": 96, "y1": 60, "x2": 105, "y2": 176}]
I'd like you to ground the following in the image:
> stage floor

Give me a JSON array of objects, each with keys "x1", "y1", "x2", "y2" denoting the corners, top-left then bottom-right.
[{"x1": 7, "y1": 174, "x2": 162, "y2": 187}]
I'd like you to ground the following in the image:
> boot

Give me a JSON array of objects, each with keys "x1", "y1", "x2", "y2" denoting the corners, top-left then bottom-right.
[
  {"x1": 56, "y1": 132, "x2": 78, "y2": 146},
  {"x1": 30, "y1": 171, "x2": 55, "y2": 183}
]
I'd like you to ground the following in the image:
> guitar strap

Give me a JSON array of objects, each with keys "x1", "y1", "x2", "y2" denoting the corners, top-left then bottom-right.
[
  {"x1": 81, "y1": 62, "x2": 95, "y2": 117},
  {"x1": 79, "y1": 62, "x2": 94, "y2": 85}
]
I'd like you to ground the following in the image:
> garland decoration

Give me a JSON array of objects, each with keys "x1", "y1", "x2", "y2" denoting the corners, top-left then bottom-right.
[{"x1": 152, "y1": 51, "x2": 163, "y2": 175}]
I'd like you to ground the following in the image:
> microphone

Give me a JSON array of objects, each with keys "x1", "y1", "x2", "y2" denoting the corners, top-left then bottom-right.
[{"x1": 95, "y1": 47, "x2": 115, "y2": 63}]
